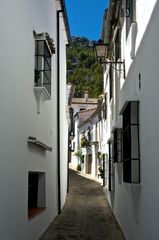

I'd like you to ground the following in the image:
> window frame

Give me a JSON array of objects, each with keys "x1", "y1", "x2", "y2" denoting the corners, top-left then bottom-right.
[
  {"x1": 103, "y1": 93, "x2": 107, "y2": 120},
  {"x1": 122, "y1": 101, "x2": 140, "y2": 183},
  {"x1": 115, "y1": 29, "x2": 121, "y2": 62},
  {"x1": 28, "y1": 171, "x2": 46, "y2": 219},
  {"x1": 109, "y1": 65, "x2": 114, "y2": 101},
  {"x1": 33, "y1": 31, "x2": 55, "y2": 99},
  {"x1": 113, "y1": 128, "x2": 122, "y2": 163},
  {"x1": 34, "y1": 39, "x2": 52, "y2": 96},
  {"x1": 126, "y1": 0, "x2": 136, "y2": 38},
  {"x1": 108, "y1": 140, "x2": 115, "y2": 191}
]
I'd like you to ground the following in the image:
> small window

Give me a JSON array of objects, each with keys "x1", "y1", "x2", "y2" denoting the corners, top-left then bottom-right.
[
  {"x1": 109, "y1": 66, "x2": 114, "y2": 101},
  {"x1": 28, "y1": 172, "x2": 46, "y2": 218},
  {"x1": 103, "y1": 93, "x2": 107, "y2": 120},
  {"x1": 122, "y1": 101, "x2": 140, "y2": 183},
  {"x1": 113, "y1": 128, "x2": 122, "y2": 163},
  {"x1": 126, "y1": 0, "x2": 136, "y2": 38},
  {"x1": 108, "y1": 140, "x2": 115, "y2": 191},
  {"x1": 34, "y1": 32, "x2": 55, "y2": 97},
  {"x1": 115, "y1": 30, "x2": 121, "y2": 62},
  {"x1": 69, "y1": 107, "x2": 74, "y2": 136}
]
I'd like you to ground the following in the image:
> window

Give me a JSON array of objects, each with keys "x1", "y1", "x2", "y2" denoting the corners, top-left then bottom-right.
[
  {"x1": 103, "y1": 154, "x2": 109, "y2": 188},
  {"x1": 115, "y1": 30, "x2": 121, "y2": 62},
  {"x1": 34, "y1": 31, "x2": 55, "y2": 97},
  {"x1": 87, "y1": 127, "x2": 91, "y2": 143},
  {"x1": 28, "y1": 172, "x2": 46, "y2": 218},
  {"x1": 109, "y1": 66, "x2": 114, "y2": 101},
  {"x1": 113, "y1": 128, "x2": 122, "y2": 163},
  {"x1": 108, "y1": 140, "x2": 115, "y2": 191},
  {"x1": 122, "y1": 101, "x2": 140, "y2": 183},
  {"x1": 126, "y1": 0, "x2": 136, "y2": 38},
  {"x1": 103, "y1": 93, "x2": 107, "y2": 120},
  {"x1": 69, "y1": 107, "x2": 74, "y2": 136}
]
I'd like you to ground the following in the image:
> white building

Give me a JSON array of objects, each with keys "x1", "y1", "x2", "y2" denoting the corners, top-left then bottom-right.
[
  {"x1": 97, "y1": 0, "x2": 159, "y2": 239},
  {"x1": 0, "y1": 1, "x2": 70, "y2": 239},
  {"x1": 70, "y1": 92, "x2": 97, "y2": 168}
]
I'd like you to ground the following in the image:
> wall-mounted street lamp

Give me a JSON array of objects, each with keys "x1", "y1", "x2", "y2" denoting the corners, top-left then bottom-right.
[{"x1": 93, "y1": 40, "x2": 125, "y2": 79}]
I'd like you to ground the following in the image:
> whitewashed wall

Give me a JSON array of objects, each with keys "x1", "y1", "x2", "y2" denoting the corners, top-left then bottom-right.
[
  {"x1": 59, "y1": 16, "x2": 69, "y2": 208},
  {"x1": 105, "y1": 1, "x2": 159, "y2": 240},
  {"x1": 0, "y1": 0, "x2": 68, "y2": 239}
]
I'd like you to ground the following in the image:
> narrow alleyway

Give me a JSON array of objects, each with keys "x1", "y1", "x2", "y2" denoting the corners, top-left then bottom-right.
[{"x1": 39, "y1": 169, "x2": 125, "y2": 240}]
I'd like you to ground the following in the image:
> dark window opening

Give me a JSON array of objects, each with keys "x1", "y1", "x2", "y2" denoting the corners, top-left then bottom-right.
[
  {"x1": 115, "y1": 30, "x2": 121, "y2": 62},
  {"x1": 113, "y1": 128, "x2": 122, "y2": 163},
  {"x1": 122, "y1": 101, "x2": 140, "y2": 183},
  {"x1": 108, "y1": 141, "x2": 114, "y2": 191},
  {"x1": 109, "y1": 66, "x2": 114, "y2": 101},
  {"x1": 28, "y1": 172, "x2": 46, "y2": 218},
  {"x1": 103, "y1": 93, "x2": 107, "y2": 120}
]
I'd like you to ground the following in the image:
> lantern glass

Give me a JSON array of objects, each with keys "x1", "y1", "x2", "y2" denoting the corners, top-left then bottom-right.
[{"x1": 94, "y1": 43, "x2": 107, "y2": 62}]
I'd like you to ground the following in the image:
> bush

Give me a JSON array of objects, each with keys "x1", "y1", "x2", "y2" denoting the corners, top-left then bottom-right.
[
  {"x1": 98, "y1": 166, "x2": 104, "y2": 178},
  {"x1": 77, "y1": 164, "x2": 81, "y2": 171}
]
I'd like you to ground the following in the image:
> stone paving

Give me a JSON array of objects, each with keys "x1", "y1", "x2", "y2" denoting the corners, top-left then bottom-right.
[{"x1": 39, "y1": 169, "x2": 125, "y2": 240}]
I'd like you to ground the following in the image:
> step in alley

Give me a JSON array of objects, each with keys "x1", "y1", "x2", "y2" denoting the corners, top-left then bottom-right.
[{"x1": 39, "y1": 169, "x2": 125, "y2": 240}]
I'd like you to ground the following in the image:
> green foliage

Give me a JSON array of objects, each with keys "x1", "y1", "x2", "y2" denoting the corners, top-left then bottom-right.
[
  {"x1": 81, "y1": 136, "x2": 89, "y2": 147},
  {"x1": 98, "y1": 151, "x2": 103, "y2": 160},
  {"x1": 67, "y1": 37, "x2": 103, "y2": 98},
  {"x1": 74, "y1": 147, "x2": 83, "y2": 160},
  {"x1": 98, "y1": 166, "x2": 104, "y2": 179}
]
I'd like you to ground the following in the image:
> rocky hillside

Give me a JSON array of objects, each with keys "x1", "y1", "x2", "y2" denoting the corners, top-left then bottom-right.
[{"x1": 67, "y1": 36, "x2": 103, "y2": 98}]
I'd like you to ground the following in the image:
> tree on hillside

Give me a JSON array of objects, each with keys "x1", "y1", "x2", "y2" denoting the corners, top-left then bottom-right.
[{"x1": 67, "y1": 36, "x2": 103, "y2": 98}]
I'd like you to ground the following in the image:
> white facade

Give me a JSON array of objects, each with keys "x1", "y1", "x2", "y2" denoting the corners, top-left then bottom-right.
[
  {"x1": 70, "y1": 95, "x2": 97, "y2": 168},
  {"x1": 0, "y1": 1, "x2": 69, "y2": 239},
  {"x1": 101, "y1": 0, "x2": 159, "y2": 239}
]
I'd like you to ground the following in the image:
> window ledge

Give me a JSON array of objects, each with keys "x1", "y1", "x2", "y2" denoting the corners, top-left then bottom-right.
[
  {"x1": 34, "y1": 86, "x2": 51, "y2": 100},
  {"x1": 34, "y1": 87, "x2": 51, "y2": 113},
  {"x1": 28, "y1": 136, "x2": 52, "y2": 152},
  {"x1": 28, "y1": 207, "x2": 46, "y2": 219}
]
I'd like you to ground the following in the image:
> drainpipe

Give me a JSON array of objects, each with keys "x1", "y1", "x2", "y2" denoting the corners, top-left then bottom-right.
[
  {"x1": 57, "y1": 0, "x2": 71, "y2": 214},
  {"x1": 57, "y1": 9, "x2": 62, "y2": 215}
]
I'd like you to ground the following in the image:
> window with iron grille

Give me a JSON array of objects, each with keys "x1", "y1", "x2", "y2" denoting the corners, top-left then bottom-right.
[
  {"x1": 108, "y1": 140, "x2": 115, "y2": 191},
  {"x1": 126, "y1": 0, "x2": 136, "y2": 38},
  {"x1": 113, "y1": 128, "x2": 122, "y2": 163},
  {"x1": 122, "y1": 101, "x2": 140, "y2": 183},
  {"x1": 34, "y1": 32, "x2": 55, "y2": 97},
  {"x1": 35, "y1": 40, "x2": 52, "y2": 95}
]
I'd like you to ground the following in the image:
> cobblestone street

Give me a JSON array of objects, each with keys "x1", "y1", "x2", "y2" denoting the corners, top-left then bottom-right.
[{"x1": 39, "y1": 169, "x2": 125, "y2": 240}]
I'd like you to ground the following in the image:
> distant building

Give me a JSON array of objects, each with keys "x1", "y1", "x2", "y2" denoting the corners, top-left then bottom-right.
[{"x1": 70, "y1": 92, "x2": 98, "y2": 168}]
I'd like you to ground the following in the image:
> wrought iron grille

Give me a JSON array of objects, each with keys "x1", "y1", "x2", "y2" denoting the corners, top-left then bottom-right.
[
  {"x1": 122, "y1": 101, "x2": 140, "y2": 183},
  {"x1": 35, "y1": 40, "x2": 51, "y2": 96}
]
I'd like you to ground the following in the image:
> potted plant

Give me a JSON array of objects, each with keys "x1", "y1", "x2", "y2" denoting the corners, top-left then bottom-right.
[{"x1": 74, "y1": 147, "x2": 83, "y2": 171}]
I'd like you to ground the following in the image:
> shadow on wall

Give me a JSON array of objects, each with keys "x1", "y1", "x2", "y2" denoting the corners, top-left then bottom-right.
[
  {"x1": 129, "y1": 184, "x2": 141, "y2": 224},
  {"x1": 27, "y1": 142, "x2": 46, "y2": 157},
  {"x1": 105, "y1": 188, "x2": 115, "y2": 210},
  {"x1": 116, "y1": 163, "x2": 123, "y2": 185}
]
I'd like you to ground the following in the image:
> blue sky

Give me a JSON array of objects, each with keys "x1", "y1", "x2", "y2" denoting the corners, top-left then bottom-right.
[{"x1": 65, "y1": 0, "x2": 109, "y2": 40}]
